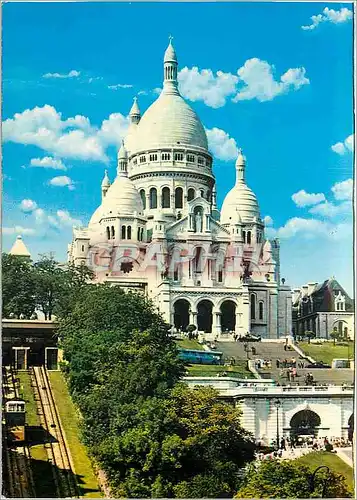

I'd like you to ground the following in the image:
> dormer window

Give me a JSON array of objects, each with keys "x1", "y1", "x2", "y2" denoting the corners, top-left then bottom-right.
[
  {"x1": 187, "y1": 154, "x2": 195, "y2": 163},
  {"x1": 139, "y1": 155, "x2": 146, "y2": 163},
  {"x1": 161, "y1": 153, "x2": 171, "y2": 161}
]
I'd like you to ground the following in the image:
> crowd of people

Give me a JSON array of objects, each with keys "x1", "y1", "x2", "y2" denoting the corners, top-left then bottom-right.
[{"x1": 255, "y1": 435, "x2": 351, "y2": 461}]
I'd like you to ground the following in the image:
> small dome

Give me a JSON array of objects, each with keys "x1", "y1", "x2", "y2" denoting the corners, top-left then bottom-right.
[
  {"x1": 9, "y1": 235, "x2": 31, "y2": 257},
  {"x1": 220, "y1": 151, "x2": 260, "y2": 224},
  {"x1": 118, "y1": 142, "x2": 128, "y2": 160},
  {"x1": 132, "y1": 92, "x2": 208, "y2": 152},
  {"x1": 89, "y1": 176, "x2": 143, "y2": 226},
  {"x1": 129, "y1": 97, "x2": 140, "y2": 116},
  {"x1": 164, "y1": 40, "x2": 177, "y2": 63},
  {"x1": 101, "y1": 170, "x2": 110, "y2": 187},
  {"x1": 221, "y1": 184, "x2": 259, "y2": 224}
]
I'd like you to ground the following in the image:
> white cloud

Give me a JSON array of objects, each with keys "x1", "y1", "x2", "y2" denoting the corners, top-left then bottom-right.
[
  {"x1": 263, "y1": 215, "x2": 274, "y2": 226},
  {"x1": 309, "y1": 200, "x2": 351, "y2": 218},
  {"x1": 56, "y1": 210, "x2": 81, "y2": 227},
  {"x1": 30, "y1": 156, "x2": 67, "y2": 170},
  {"x1": 292, "y1": 189, "x2": 326, "y2": 207},
  {"x1": 108, "y1": 84, "x2": 133, "y2": 90},
  {"x1": 19, "y1": 199, "x2": 38, "y2": 213},
  {"x1": 270, "y1": 217, "x2": 351, "y2": 241},
  {"x1": 302, "y1": 7, "x2": 352, "y2": 31},
  {"x1": 205, "y1": 127, "x2": 239, "y2": 160},
  {"x1": 2, "y1": 105, "x2": 130, "y2": 162},
  {"x1": 331, "y1": 178, "x2": 353, "y2": 201},
  {"x1": 49, "y1": 175, "x2": 75, "y2": 190},
  {"x1": 233, "y1": 58, "x2": 309, "y2": 102},
  {"x1": 43, "y1": 70, "x2": 81, "y2": 79},
  {"x1": 331, "y1": 134, "x2": 354, "y2": 155},
  {"x1": 2, "y1": 226, "x2": 37, "y2": 236},
  {"x1": 179, "y1": 67, "x2": 238, "y2": 108},
  {"x1": 97, "y1": 113, "x2": 130, "y2": 147}
]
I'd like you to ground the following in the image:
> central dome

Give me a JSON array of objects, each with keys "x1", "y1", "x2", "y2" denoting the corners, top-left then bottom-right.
[
  {"x1": 130, "y1": 40, "x2": 208, "y2": 154},
  {"x1": 133, "y1": 92, "x2": 208, "y2": 152}
]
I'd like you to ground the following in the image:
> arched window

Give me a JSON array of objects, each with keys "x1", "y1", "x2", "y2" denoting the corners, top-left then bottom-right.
[
  {"x1": 121, "y1": 225, "x2": 126, "y2": 239},
  {"x1": 137, "y1": 227, "x2": 140, "y2": 240},
  {"x1": 161, "y1": 187, "x2": 170, "y2": 208},
  {"x1": 187, "y1": 188, "x2": 195, "y2": 201},
  {"x1": 175, "y1": 187, "x2": 183, "y2": 208},
  {"x1": 150, "y1": 188, "x2": 157, "y2": 209},
  {"x1": 127, "y1": 226, "x2": 132, "y2": 240},
  {"x1": 206, "y1": 190, "x2": 211, "y2": 201},
  {"x1": 111, "y1": 226, "x2": 115, "y2": 239},
  {"x1": 242, "y1": 231, "x2": 246, "y2": 243},
  {"x1": 140, "y1": 189, "x2": 146, "y2": 209},
  {"x1": 200, "y1": 189, "x2": 204, "y2": 197},
  {"x1": 140, "y1": 228, "x2": 144, "y2": 241},
  {"x1": 247, "y1": 231, "x2": 251, "y2": 244},
  {"x1": 259, "y1": 301, "x2": 264, "y2": 320},
  {"x1": 106, "y1": 227, "x2": 110, "y2": 239},
  {"x1": 250, "y1": 294, "x2": 256, "y2": 320},
  {"x1": 81, "y1": 245, "x2": 85, "y2": 252}
]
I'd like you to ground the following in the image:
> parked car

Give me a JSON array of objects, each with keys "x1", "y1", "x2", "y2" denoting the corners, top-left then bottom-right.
[
  {"x1": 239, "y1": 334, "x2": 261, "y2": 342},
  {"x1": 305, "y1": 361, "x2": 330, "y2": 369}
]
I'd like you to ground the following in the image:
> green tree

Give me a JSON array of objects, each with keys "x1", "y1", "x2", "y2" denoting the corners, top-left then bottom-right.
[
  {"x1": 235, "y1": 459, "x2": 352, "y2": 498},
  {"x1": 330, "y1": 329, "x2": 342, "y2": 346},
  {"x1": 33, "y1": 254, "x2": 66, "y2": 320},
  {"x1": 304, "y1": 330, "x2": 315, "y2": 344},
  {"x1": 2, "y1": 253, "x2": 36, "y2": 318},
  {"x1": 58, "y1": 285, "x2": 256, "y2": 498}
]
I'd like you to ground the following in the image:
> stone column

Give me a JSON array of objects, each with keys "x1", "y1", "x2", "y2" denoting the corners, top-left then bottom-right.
[
  {"x1": 205, "y1": 214, "x2": 210, "y2": 232},
  {"x1": 213, "y1": 312, "x2": 221, "y2": 336},
  {"x1": 190, "y1": 311, "x2": 198, "y2": 328}
]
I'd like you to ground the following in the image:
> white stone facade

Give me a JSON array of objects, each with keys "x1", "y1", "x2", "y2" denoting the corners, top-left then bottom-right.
[{"x1": 68, "y1": 41, "x2": 292, "y2": 339}]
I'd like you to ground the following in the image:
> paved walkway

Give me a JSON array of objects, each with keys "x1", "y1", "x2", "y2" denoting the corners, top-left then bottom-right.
[{"x1": 336, "y1": 447, "x2": 354, "y2": 467}]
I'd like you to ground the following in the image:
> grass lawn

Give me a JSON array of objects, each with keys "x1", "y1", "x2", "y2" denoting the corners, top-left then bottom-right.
[
  {"x1": 17, "y1": 372, "x2": 39, "y2": 426},
  {"x1": 296, "y1": 451, "x2": 354, "y2": 494},
  {"x1": 176, "y1": 339, "x2": 205, "y2": 350},
  {"x1": 298, "y1": 342, "x2": 354, "y2": 365},
  {"x1": 186, "y1": 362, "x2": 250, "y2": 378},
  {"x1": 48, "y1": 371, "x2": 102, "y2": 498}
]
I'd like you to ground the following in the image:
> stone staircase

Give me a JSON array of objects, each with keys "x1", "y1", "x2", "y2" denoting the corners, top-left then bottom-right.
[{"x1": 216, "y1": 341, "x2": 354, "y2": 386}]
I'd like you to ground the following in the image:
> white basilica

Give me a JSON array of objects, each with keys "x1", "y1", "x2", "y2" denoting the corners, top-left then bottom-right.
[{"x1": 68, "y1": 40, "x2": 292, "y2": 339}]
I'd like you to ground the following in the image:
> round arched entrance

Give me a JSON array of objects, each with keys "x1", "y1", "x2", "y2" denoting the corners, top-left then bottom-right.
[
  {"x1": 197, "y1": 300, "x2": 213, "y2": 333},
  {"x1": 174, "y1": 299, "x2": 190, "y2": 332},
  {"x1": 348, "y1": 414, "x2": 354, "y2": 442},
  {"x1": 220, "y1": 300, "x2": 236, "y2": 333},
  {"x1": 290, "y1": 409, "x2": 321, "y2": 438}
]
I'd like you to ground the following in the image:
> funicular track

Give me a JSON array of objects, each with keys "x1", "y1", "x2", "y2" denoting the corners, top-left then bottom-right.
[
  {"x1": 30, "y1": 365, "x2": 79, "y2": 498},
  {"x1": 2, "y1": 366, "x2": 36, "y2": 498}
]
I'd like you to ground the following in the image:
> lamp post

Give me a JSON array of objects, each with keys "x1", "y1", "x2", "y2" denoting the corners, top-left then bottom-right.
[
  {"x1": 309, "y1": 465, "x2": 330, "y2": 497},
  {"x1": 274, "y1": 399, "x2": 281, "y2": 450}
]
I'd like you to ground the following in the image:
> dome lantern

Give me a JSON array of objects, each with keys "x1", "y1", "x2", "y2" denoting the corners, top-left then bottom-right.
[
  {"x1": 163, "y1": 36, "x2": 179, "y2": 96},
  {"x1": 236, "y1": 149, "x2": 246, "y2": 183},
  {"x1": 117, "y1": 141, "x2": 128, "y2": 177},
  {"x1": 129, "y1": 97, "x2": 141, "y2": 125},
  {"x1": 101, "y1": 169, "x2": 111, "y2": 200}
]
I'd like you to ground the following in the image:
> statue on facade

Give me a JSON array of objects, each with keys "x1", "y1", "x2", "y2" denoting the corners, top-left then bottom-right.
[{"x1": 195, "y1": 212, "x2": 203, "y2": 232}]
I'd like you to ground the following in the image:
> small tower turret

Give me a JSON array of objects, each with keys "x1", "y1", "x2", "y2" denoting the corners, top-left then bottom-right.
[
  {"x1": 101, "y1": 170, "x2": 110, "y2": 200},
  {"x1": 129, "y1": 97, "x2": 141, "y2": 125},
  {"x1": 118, "y1": 141, "x2": 128, "y2": 176},
  {"x1": 163, "y1": 36, "x2": 179, "y2": 95}
]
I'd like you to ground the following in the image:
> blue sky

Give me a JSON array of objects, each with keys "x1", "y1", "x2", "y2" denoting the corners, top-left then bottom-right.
[{"x1": 2, "y1": 2, "x2": 354, "y2": 294}]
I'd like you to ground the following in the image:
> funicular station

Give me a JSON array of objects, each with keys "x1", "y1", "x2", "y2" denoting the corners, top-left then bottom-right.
[{"x1": 2, "y1": 319, "x2": 60, "y2": 371}]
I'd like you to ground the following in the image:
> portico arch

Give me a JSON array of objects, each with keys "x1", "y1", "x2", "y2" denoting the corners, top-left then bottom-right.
[
  {"x1": 174, "y1": 299, "x2": 190, "y2": 332},
  {"x1": 197, "y1": 299, "x2": 213, "y2": 333},
  {"x1": 220, "y1": 300, "x2": 236, "y2": 333},
  {"x1": 290, "y1": 409, "x2": 321, "y2": 438}
]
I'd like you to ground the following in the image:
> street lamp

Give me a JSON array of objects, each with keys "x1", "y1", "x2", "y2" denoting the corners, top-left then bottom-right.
[
  {"x1": 274, "y1": 399, "x2": 281, "y2": 450},
  {"x1": 309, "y1": 465, "x2": 330, "y2": 497}
]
